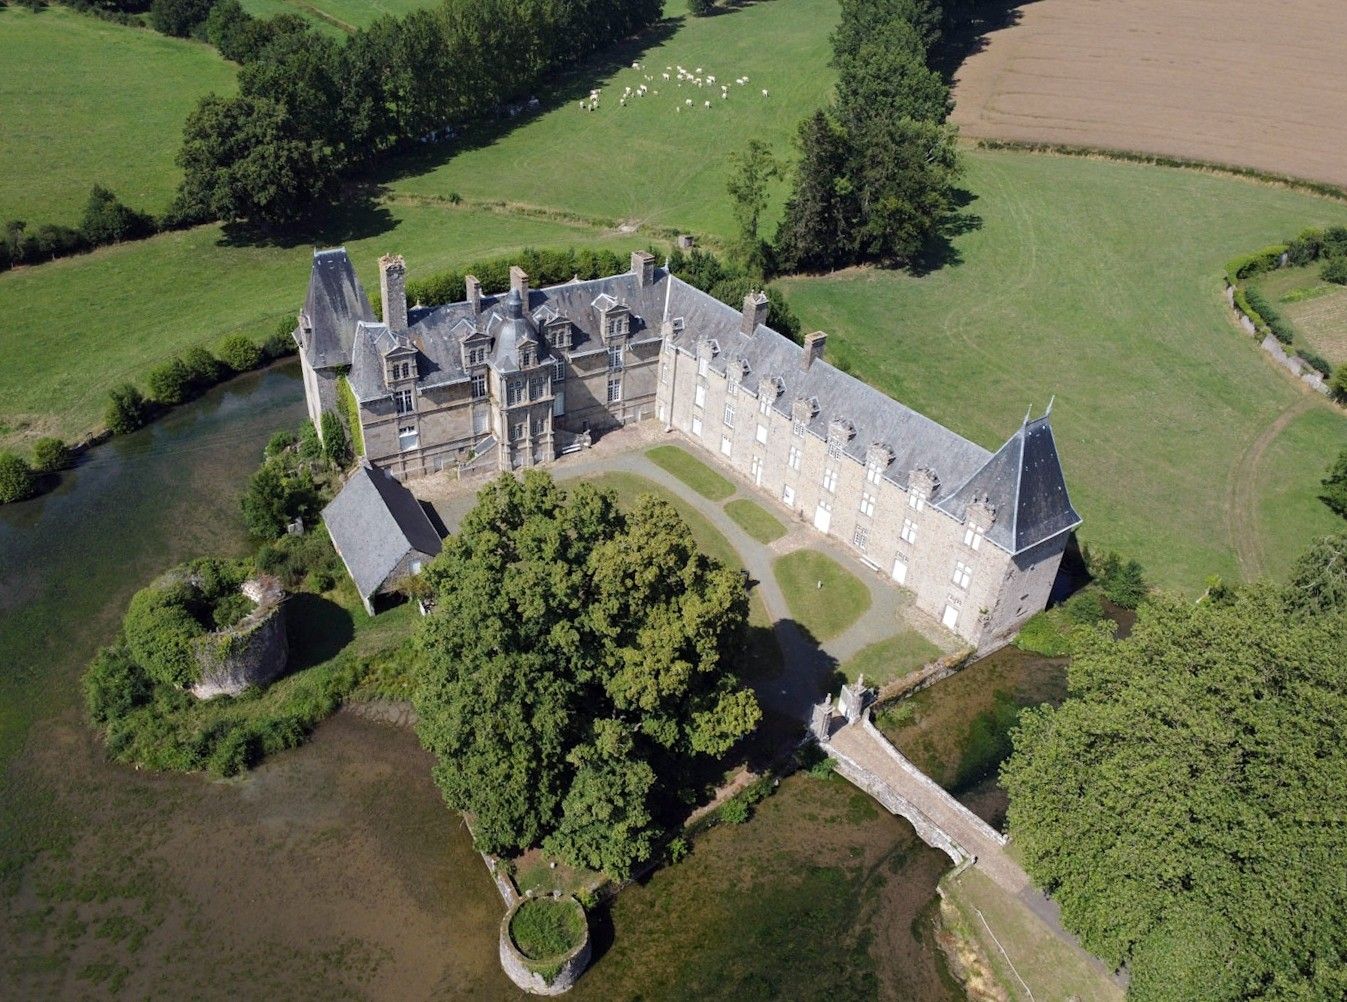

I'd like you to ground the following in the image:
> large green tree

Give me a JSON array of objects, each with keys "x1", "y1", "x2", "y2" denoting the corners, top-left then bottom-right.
[
  {"x1": 1001, "y1": 538, "x2": 1347, "y2": 999},
  {"x1": 413, "y1": 472, "x2": 759, "y2": 876}
]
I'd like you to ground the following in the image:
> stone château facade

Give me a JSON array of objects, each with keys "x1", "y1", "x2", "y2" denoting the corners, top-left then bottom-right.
[{"x1": 295, "y1": 248, "x2": 1081, "y2": 649}]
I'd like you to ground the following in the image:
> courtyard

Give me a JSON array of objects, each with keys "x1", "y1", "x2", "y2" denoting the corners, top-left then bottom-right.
[{"x1": 412, "y1": 423, "x2": 963, "y2": 723}]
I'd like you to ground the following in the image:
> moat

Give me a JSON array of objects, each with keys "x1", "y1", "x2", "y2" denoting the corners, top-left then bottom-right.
[{"x1": 0, "y1": 361, "x2": 1056, "y2": 999}]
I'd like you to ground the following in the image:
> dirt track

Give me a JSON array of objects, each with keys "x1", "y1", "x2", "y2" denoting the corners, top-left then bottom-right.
[{"x1": 951, "y1": 0, "x2": 1347, "y2": 189}]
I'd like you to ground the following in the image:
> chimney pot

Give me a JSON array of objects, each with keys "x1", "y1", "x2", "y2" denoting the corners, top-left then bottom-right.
[
  {"x1": 378, "y1": 254, "x2": 408, "y2": 332},
  {"x1": 801, "y1": 331, "x2": 827, "y2": 370}
]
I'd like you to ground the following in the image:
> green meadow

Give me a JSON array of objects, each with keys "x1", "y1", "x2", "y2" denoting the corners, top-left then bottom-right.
[
  {"x1": 239, "y1": 0, "x2": 437, "y2": 35},
  {"x1": 0, "y1": 7, "x2": 236, "y2": 225}
]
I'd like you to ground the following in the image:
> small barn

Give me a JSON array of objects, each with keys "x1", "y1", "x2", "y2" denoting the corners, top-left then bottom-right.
[{"x1": 323, "y1": 460, "x2": 443, "y2": 615}]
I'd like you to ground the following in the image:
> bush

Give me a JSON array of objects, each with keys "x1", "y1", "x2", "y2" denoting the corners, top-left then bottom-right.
[
  {"x1": 0, "y1": 451, "x2": 38, "y2": 504},
  {"x1": 123, "y1": 583, "x2": 206, "y2": 688},
  {"x1": 218, "y1": 333, "x2": 263, "y2": 372},
  {"x1": 688, "y1": 0, "x2": 716, "y2": 14},
  {"x1": 1331, "y1": 366, "x2": 1347, "y2": 403},
  {"x1": 1321, "y1": 450, "x2": 1347, "y2": 520},
  {"x1": 1013, "y1": 609, "x2": 1074, "y2": 657},
  {"x1": 106, "y1": 383, "x2": 150, "y2": 435},
  {"x1": 1064, "y1": 588, "x2": 1106, "y2": 625},
  {"x1": 263, "y1": 317, "x2": 298, "y2": 360},
  {"x1": 31, "y1": 436, "x2": 72, "y2": 473},
  {"x1": 80, "y1": 185, "x2": 155, "y2": 245},
  {"x1": 1298, "y1": 349, "x2": 1333, "y2": 378},
  {"x1": 149, "y1": 0, "x2": 214, "y2": 37},
  {"x1": 1089, "y1": 549, "x2": 1149, "y2": 609},
  {"x1": 241, "y1": 459, "x2": 320, "y2": 539},
  {"x1": 667, "y1": 835, "x2": 690, "y2": 863},
  {"x1": 147, "y1": 357, "x2": 193, "y2": 405},
  {"x1": 1227, "y1": 244, "x2": 1287, "y2": 282},
  {"x1": 1324, "y1": 226, "x2": 1347, "y2": 258},
  {"x1": 718, "y1": 798, "x2": 750, "y2": 825},
  {"x1": 183, "y1": 346, "x2": 224, "y2": 388},
  {"x1": 84, "y1": 646, "x2": 154, "y2": 725},
  {"x1": 1321, "y1": 257, "x2": 1347, "y2": 286},
  {"x1": 1244, "y1": 287, "x2": 1294, "y2": 344},
  {"x1": 265, "y1": 429, "x2": 297, "y2": 458},
  {"x1": 319, "y1": 411, "x2": 351, "y2": 468},
  {"x1": 1285, "y1": 229, "x2": 1324, "y2": 267}
]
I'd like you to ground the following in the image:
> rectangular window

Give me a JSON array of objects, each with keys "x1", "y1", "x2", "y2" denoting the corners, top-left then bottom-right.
[
  {"x1": 691, "y1": 415, "x2": 703, "y2": 437},
  {"x1": 471, "y1": 373, "x2": 487, "y2": 399},
  {"x1": 758, "y1": 393, "x2": 771, "y2": 415},
  {"x1": 694, "y1": 384, "x2": 707, "y2": 408},
  {"x1": 506, "y1": 381, "x2": 524, "y2": 406},
  {"x1": 852, "y1": 525, "x2": 869, "y2": 551},
  {"x1": 697, "y1": 356, "x2": 709, "y2": 377},
  {"x1": 723, "y1": 402, "x2": 735, "y2": 427},
  {"x1": 827, "y1": 440, "x2": 841, "y2": 459},
  {"x1": 395, "y1": 388, "x2": 415, "y2": 414},
  {"x1": 782, "y1": 484, "x2": 796, "y2": 507},
  {"x1": 553, "y1": 359, "x2": 566, "y2": 382},
  {"x1": 660, "y1": 362, "x2": 669, "y2": 384},
  {"x1": 791, "y1": 419, "x2": 805, "y2": 438},
  {"x1": 952, "y1": 561, "x2": 973, "y2": 590},
  {"x1": 755, "y1": 423, "x2": 768, "y2": 445},
  {"x1": 468, "y1": 346, "x2": 487, "y2": 366},
  {"x1": 822, "y1": 467, "x2": 838, "y2": 493},
  {"x1": 901, "y1": 518, "x2": 918, "y2": 544},
  {"x1": 908, "y1": 492, "x2": 925, "y2": 512},
  {"x1": 510, "y1": 421, "x2": 526, "y2": 442},
  {"x1": 787, "y1": 446, "x2": 801, "y2": 472},
  {"x1": 866, "y1": 461, "x2": 883, "y2": 485},
  {"x1": 607, "y1": 376, "x2": 622, "y2": 403},
  {"x1": 397, "y1": 425, "x2": 418, "y2": 452},
  {"x1": 608, "y1": 344, "x2": 624, "y2": 370},
  {"x1": 532, "y1": 416, "x2": 548, "y2": 436},
  {"x1": 606, "y1": 317, "x2": 625, "y2": 338},
  {"x1": 859, "y1": 492, "x2": 876, "y2": 518},
  {"x1": 964, "y1": 524, "x2": 984, "y2": 550},
  {"x1": 720, "y1": 435, "x2": 732, "y2": 457},
  {"x1": 727, "y1": 380, "x2": 738, "y2": 397},
  {"x1": 529, "y1": 376, "x2": 547, "y2": 399}
]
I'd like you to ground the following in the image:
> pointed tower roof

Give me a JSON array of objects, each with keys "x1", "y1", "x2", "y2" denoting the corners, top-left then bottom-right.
[
  {"x1": 301, "y1": 247, "x2": 374, "y2": 370},
  {"x1": 936, "y1": 413, "x2": 1081, "y2": 555}
]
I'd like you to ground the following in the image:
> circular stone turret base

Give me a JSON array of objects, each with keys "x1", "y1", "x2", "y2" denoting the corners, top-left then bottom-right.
[{"x1": 498, "y1": 896, "x2": 591, "y2": 995}]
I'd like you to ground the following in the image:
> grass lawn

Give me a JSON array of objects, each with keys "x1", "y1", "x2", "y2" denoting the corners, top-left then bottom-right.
[
  {"x1": 773, "y1": 549, "x2": 870, "y2": 642},
  {"x1": 839, "y1": 630, "x2": 941, "y2": 687},
  {"x1": 941, "y1": 867, "x2": 1123, "y2": 1002},
  {"x1": 0, "y1": 8, "x2": 236, "y2": 225},
  {"x1": 239, "y1": 0, "x2": 437, "y2": 35},
  {"x1": 584, "y1": 471, "x2": 782, "y2": 682},
  {"x1": 646, "y1": 444, "x2": 736, "y2": 501},
  {"x1": 387, "y1": 0, "x2": 837, "y2": 238},
  {"x1": 1254, "y1": 406, "x2": 1347, "y2": 570},
  {"x1": 510, "y1": 897, "x2": 585, "y2": 961},
  {"x1": 0, "y1": 204, "x2": 645, "y2": 448},
  {"x1": 780, "y1": 150, "x2": 1347, "y2": 592},
  {"x1": 724, "y1": 498, "x2": 786, "y2": 543}
]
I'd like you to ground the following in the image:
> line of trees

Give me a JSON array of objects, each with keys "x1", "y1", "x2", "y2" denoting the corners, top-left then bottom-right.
[
  {"x1": 1, "y1": 185, "x2": 156, "y2": 272},
  {"x1": 170, "y1": 0, "x2": 664, "y2": 229}
]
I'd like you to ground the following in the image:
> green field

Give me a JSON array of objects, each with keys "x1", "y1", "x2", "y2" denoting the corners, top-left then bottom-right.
[
  {"x1": 0, "y1": 205, "x2": 644, "y2": 447},
  {"x1": 389, "y1": 0, "x2": 837, "y2": 238},
  {"x1": 0, "y1": 8, "x2": 236, "y2": 225},
  {"x1": 780, "y1": 152, "x2": 1347, "y2": 592},
  {"x1": 239, "y1": 0, "x2": 437, "y2": 35}
]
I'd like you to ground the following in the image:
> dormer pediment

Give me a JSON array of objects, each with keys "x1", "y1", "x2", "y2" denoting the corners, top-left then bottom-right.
[
  {"x1": 827, "y1": 418, "x2": 856, "y2": 444},
  {"x1": 758, "y1": 376, "x2": 785, "y2": 401},
  {"x1": 792, "y1": 396, "x2": 819, "y2": 423},
  {"x1": 909, "y1": 466, "x2": 941, "y2": 499},
  {"x1": 727, "y1": 357, "x2": 751, "y2": 384},
  {"x1": 866, "y1": 443, "x2": 894, "y2": 469}
]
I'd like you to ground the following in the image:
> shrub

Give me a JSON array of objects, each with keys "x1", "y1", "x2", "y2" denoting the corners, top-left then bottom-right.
[
  {"x1": 667, "y1": 836, "x2": 690, "y2": 863},
  {"x1": 1286, "y1": 229, "x2": 1324, "y2": 266},
  {"x1": 80, "y1": 185, "x2": 155, "y2": 245},
  {"x1": 106, "y1": 383, "x2": 150, "y2": 435},
  {"x1": 688, "y1": 0, "x2": 717, "y2": 14},
  {"x1": 0, "y1": 452, "x2": 38, "y2": 504},
  {"x1": 183, "y1": 346, "x2": 224, "y2": 388},
  {"x1": 1244, "y1": 287, "x2": 1294, "y2": 344},
  {"x1": 718, "y1": 798, "x2": 750, "y2": 825},
  {"x1": 1324, "y1": 226, "x2": 1347, "y2": 258},
  {"x1": 123, "y1": 583, "x2": 206, "y2": 688},
  {"x1": 265, "y1": 429, "x2": 297, "y2": 458},
  {"x1": 1228, "y1": 244, "x2": 1288, "y2": 282},
  {"x1": 1298, "y1": 349, "x2": 1333, "y2": 378},
  {"x1": 1013, "y1": 609, "x2": 1073, "y2": 657},
  {"x1": 1064, "y1": 588, "x2": 1106, "y2": 624},
  {"x1": 149, "y1": 0, "x2": 214, "y2": 37},
  {"x1": 31, "y1": 436, "x2": 72, "y2": 473},
  {"x1": 298, "y1": 421, "x2": 323, "y2": 462},
  {"x1": 147, "y1": 357, "x2": 193, "y2": 405},
  {"x1": 241, "y1": 459, "x2": 320, "y2": 539},
  {"x1": 1321, "y1": 257, "x2": 1347, "y2": 286},
  {"x1": 1090, "y1": 549, "x2": 1149, "y2": 609},
  {"x1": 218, "y1": 333, "x2": 263, "y2": 372},
  {"x1": 319, "y1": 411, "x2": 351, "y2": 468},
  {"x1": 84, "y1": 646, "x2": 154, "y2": 726},
  {"x1": 1321, "y1": 449, "x2": 1347, "y2": 520},
  {"x1": 1331, "y1": 366, "x2": 1347, "y2": 403}
]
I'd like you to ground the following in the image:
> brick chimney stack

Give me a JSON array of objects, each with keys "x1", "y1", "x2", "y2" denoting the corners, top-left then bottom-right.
[
  {"x1": 509, "y1": 266, "x2": 529, "y2": 304},
  {"x1": 378, "y1": 254, "x2": 407, "y2": 331},
  {"x1": 741, "y1": 290, "x2": 769, "y2": 334},
  {"x1": 801, "y1": 331, "x2": 827, "y2": 370},
  {"x1": 631, "y1": 250, "x2": 655, "y2": 288},
  {"x1": 465, "y1": 275, "x2": 481, "y2": 316}
]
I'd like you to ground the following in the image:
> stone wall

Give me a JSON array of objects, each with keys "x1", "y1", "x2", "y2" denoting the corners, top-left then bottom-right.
[
  {"x1": 498, "y1": 897, "x2": 591, "y2": 996},
  {"x1": 828, "y1": 746, "x2": 964, "y2": 864},
  {"x1": 190, "y1": 585, "x2": 289, "y2": 699},
  {"x1": 874, "y1": 648, "x2": 977, "y2": 706}
]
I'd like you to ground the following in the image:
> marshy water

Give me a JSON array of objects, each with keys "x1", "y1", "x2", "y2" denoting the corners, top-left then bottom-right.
[{"x1": 0, "y1": 361, "x2": 1058, "y2": 998}]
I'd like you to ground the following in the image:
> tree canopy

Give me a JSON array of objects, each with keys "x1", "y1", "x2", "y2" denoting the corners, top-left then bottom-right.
[
  {"x1": 413, "y1": 472, "x2": 760, "y2": 876},
  {"x1": 1001, "y1": 536, "x2": 1347, "y2": 1000}
]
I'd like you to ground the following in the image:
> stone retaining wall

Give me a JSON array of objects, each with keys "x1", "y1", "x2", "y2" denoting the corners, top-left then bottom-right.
[
  {"x1": 873, "y1": 648, "x2": 977, "y2": 707},
  {"x1": 498, "y1": 897, "x2": 591, "y2": 995}
]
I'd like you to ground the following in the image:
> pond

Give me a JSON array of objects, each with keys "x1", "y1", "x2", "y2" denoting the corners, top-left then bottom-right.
[{"x1": 0, "y1": 363, "x2": 964, "y2": 999}]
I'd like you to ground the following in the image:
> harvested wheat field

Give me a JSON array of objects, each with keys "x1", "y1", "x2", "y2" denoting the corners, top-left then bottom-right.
[{"x1": 951, "y1": 0, "x2": 1347, "y2": 189}]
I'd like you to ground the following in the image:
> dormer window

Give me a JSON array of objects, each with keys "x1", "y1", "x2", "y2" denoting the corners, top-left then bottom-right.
[
  {"x1": 466, "y1": 345, "x2": 487, "y2": 367},
  {"x1": 548, "y1": 320, "x2": 571, "y2": 349},
  {"x1": 388, "y1": 359, "x2": 415, "y2": 382},
  {"x1": 520, "y1": 347, "x2": 535, "y2": 368},
  {"x1": 607, "y1": 344, "x2": 624, "y2": 370},
  {"x1": 605, "y1": 315, "x2": 628, "y2": 339}
]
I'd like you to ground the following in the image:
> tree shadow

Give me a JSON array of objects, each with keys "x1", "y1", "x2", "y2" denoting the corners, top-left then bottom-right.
[
  {"x1": 215, "y1": 188, "x2": 397, "y2": 250},
  {"x1": 929, "y1": 0, "x2": 1039, "y2": 83},
  {"x1": 285, "y1": 592, "x2": 355, "y2": 670},
  {"x1": 909, "y1": 185, "x2": 983, "y2": 276}
]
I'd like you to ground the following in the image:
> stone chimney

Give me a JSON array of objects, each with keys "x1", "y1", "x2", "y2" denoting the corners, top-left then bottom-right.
[
  {"x1": 379, "y1": 254, "x2": 407, "y2": 331},
  {"x1": 464, "y1": 274, "x2": 481, "y2": 316},
  {"x1": 510, "y1": 266, "x2": 529, "y2": 304},
  {"x1": 801, "y1": 331, "x2": 827, "y2": 370},
  {"x1": 631, "y1": 250, "x2": 655, "y2": 288},
  {"x1": 741, "y1": 290, "x2": 769, "y2": 334}
]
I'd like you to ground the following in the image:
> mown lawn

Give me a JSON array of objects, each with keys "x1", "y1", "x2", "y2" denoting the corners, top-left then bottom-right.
[
  {"x1": 387, "y1": 0, "x2": 838, "y2": 238},
  {"x1": 0, "y1": 204, "x2": 644, "y2": 448},
  {"x1": 773, "y1": 550, "x2": 870, "y2": 642},
  {"x1": 646, "y1": 445, "x2": 736, "y2": 501},
  {"x1": 0, "y1": 8, "x2": 237, "y2": 225},
  {"x1": 724, "y1": 498, "x2": 786, "y2": 544},
  {"x1": 839, "y1": 630, "x2": 941, "y2": 687},
  {"x1": 780, "y1": 150, "x2": 1347, "y2": 592}
]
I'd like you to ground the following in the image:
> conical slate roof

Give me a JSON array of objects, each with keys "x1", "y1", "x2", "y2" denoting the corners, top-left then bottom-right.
[
  {"x1": 936, "y1": 414, "x2": 1081, "y2": 555},
  {"x1": 301, "y1": 248, "x2": 374, "y2": 369}
]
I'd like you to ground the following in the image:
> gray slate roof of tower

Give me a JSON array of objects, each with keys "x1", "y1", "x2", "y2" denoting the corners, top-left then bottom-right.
[
  {"x1": 322, "y1": 460, "x2": 442, "y2": 599},
  {"x1": 302, "y1": 248, "x2": 374, "y2": 370},
  {"x1": 935, "y1": 416, "x2": 1082, "y2": 553}
]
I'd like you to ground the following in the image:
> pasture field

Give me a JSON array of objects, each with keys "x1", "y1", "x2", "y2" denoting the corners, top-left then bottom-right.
[
  {"x1": 1249, "y1": 264, "x2": 1347, "y2": 366},
  {"x1": 0, "y1": 7, "x2": 236, "y2": 225},
  {"x1": 779, "y1": 151, "x2": 1347, "y2": 593},
  {"x1": 239, "y1": 0, "x2": 436, "y2": 35},
  {"x1": 388, "y1": 0, "x2": 838, "y2": 238},
  {"x1": 950, "y1": 0, "x2": 1347, "y2": 191},
  {"x1": 0, "y1": 205, "x2": 644, "y2": 447}
]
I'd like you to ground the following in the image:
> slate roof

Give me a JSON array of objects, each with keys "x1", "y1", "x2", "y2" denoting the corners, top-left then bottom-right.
[
  {"x1": 935, "y1": 415, "x2": 1082, "y2": 554},
  {"x1": 322, "y1": 461, "x2": 442, "y2": 600},
  {"x1": 300, "y1": 248, "x2": 374, "y2": 370}
]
